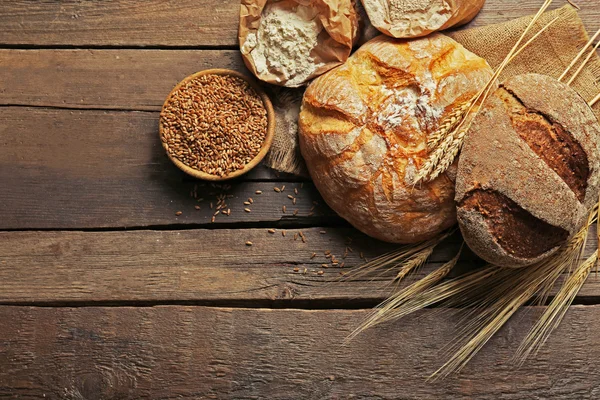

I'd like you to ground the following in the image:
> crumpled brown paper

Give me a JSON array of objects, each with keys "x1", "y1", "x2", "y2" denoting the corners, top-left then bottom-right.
[
  {"x1": 239, "y1": 0, "x2": 360, "y2": 88},
  {"x1": 264, "y1": 4, "x2": 600, "y2": 175}
]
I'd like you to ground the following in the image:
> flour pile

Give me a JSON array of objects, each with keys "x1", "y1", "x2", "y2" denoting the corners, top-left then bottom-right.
[{"x1": 242, "y1": 4, "x2": 324, "y2": 87}]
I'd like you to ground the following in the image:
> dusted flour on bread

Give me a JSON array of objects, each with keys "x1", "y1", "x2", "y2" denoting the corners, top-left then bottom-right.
[
  {"x1": 299, "y1": 34, "x2": 493, "y2": 243},
  {"x1": 361, "y1": 0, "x2": 485, "y2": 38}
]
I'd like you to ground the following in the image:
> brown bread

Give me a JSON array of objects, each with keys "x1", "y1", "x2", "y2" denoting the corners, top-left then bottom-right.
[
  {"x1": 299, "y1": 34, "x2": 493, "y2": 243},
  {"x1": 456, "y1": 73, "x2": 600, "y2": 267}
]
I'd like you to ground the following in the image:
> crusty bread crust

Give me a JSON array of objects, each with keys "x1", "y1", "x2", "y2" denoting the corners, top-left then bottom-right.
[
  {"x1": 361, "y1": 0, "x2": 485, "y2": 39},
  {"x1": 299, "y1": 34, "x2": 493, "y2": 243},
  {"x1": 456, "y1": 73, "x2": 600, "y2": 267}
]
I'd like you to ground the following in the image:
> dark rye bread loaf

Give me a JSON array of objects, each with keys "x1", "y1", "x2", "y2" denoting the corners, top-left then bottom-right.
[{"x1": 455, "y1": 73, "x2": 600, "y2": 268}]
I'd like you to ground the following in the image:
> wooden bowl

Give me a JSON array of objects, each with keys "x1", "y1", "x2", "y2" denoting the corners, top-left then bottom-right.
[{"x1": 159, "y1": 69, "x2": 275, "y2": 181}]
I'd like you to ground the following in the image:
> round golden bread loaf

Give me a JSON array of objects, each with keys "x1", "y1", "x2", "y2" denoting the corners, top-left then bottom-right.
[
  {"x1": 361, "y1": 0, "x2": 486, "y2": 38},
  {"x1": 299, "y1": 34, "x2": 493, "y2": 243},
  {"x1": 455, "y1": 73, "x2": 600, "y2": 267}
]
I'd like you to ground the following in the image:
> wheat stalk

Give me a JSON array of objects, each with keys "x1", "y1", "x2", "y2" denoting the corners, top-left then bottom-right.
[
  {"x1": 512, "y1": 204, "x2": 599, "y2": 363},
  {"x1": 346, "y1": 244, "x2": 464, "y2": 342},
  {"x1": 507, "y1": 16, "x2": 560, "y2": 64},
  {"x1": 590, "y1": 93, "x2": 600, "y2": 107},
  {"x1": 337, "y1": 229, "x2": 454, "y2": 283},
  {"x1": 559, "y1": 26, "x2": 600, "y2": 81},
  {"x1": 567, "y1": 40, "x2": 600, "y2": 86},
  {"x1": 343, "y1": 199, "x2": 598, "y2": 379},
  {"x1": 513, "y1": 251, "x2": 598, "y2": 365},
  {"x1": 413, "y1": 0, "x2": 556, "y2": 185},
  {"x1": 429, "y1": 203, "x2": 598, "y2": 379}
]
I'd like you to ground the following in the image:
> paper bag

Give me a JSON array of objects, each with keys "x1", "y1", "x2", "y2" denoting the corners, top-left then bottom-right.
[{"x1": 239, "y1": 0, "x2": 360, "y2": 88}]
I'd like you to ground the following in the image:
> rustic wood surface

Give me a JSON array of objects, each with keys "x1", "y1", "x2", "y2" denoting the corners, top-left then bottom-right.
[
  {"x1": 1, "y1": 305, "x2": 600, "y2": 399},
  {"x1": 1, "y1": 0, "x2": 599, "y2": 398},
  {"x1": 0, "y1": 0, "x2": 598, "y2": 47},
  {"x1": 0, "y1": 228, "x2": 597, "y2": 305}
]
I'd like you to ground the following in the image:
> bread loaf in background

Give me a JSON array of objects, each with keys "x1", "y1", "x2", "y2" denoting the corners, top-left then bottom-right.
[
  {"x1": 361, "y1": 0, "x2": 485, "y2": 38},
  {"x1": 299, "y1": 34, "x2": 493, "y2": 243},
  {"x1": 456, "y1": 73, "x2": 600, "y2": 267}
]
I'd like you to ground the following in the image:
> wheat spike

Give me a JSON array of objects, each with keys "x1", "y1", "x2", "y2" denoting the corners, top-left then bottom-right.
[
  {"x1": 394, "y1": 246, "x2": 434, "y2": 282},
  {"x1": 334, "y1": 229, "x2": 454, "y2": 287},
  {"x1": 347, "y1": 244, "x2": 464, "y2": 342},
  {"x1": 429, "y1": 203, "x2": 598, "y2": 380},
  {"x1": 415, "y1": 126, "x2": 462, "y2": 184},
  {"x1": 413, "y1": 0, "x2": 555, "y2": 185},
  {"x1": 427, "y1": 101, "x2": 472, "y2": 150},
  {"x1": 514, "y1": 251, "x2": 598, "y2": 365},
  {"x1": 427, "y1": 128, "x2": 468, "y2": 183}
]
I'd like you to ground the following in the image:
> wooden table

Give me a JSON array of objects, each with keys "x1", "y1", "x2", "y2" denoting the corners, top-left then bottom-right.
[{"x1": 1, "y1": 1, "x2": 599, "y2": 398}]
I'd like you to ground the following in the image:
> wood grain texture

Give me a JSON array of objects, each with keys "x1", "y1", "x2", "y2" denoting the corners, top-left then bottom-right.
[
  {"x1": 0, "y1": 107, "x2": 332, "y2": 229},
  {"x1": 0, "y1": 226, "x2": 596, "y2": 304},
  {"x1": 1, "y1": 305, "x2": 600, "y2": 399},
  {"x1": 0, "y1": 49, "x2": 246, "y2": 111},
  {"x1": 0, "y1": 228, "x2": 460, "y2": 304},
  {"x1": 0, "y1": 0, "x2": 598, "y2": 47},
  {"x1": 0, "y1": 0, "x2": 240, "y2": 47}
]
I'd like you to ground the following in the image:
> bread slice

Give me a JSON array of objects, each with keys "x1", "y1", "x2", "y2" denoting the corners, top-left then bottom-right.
[{"x1": 456, "y1": 73, "x2": 600, "y2": 267}]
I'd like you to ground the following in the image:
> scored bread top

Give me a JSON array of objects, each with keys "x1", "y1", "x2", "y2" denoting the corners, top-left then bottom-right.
[
  {"x1": 456, "y1": 73, "x2": 600, "y2": 267},
  {"x1": 299, "y1": 34, "x2": 493, "y2": 243}
]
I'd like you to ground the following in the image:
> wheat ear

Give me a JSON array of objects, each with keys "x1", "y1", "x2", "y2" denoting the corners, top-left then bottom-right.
[
  {"x1": 429, "y1": 203, "x2": 598, "y2": 380},
  {"x1": 335, "y1": 229, "x2": 454, "y2": 287},
  {"x1": 346, "y1": 244, "x2": 464, "y2": 342},
  {"x1": 513, "y1": 251, "x2": 598, "y2": 365},
  {"x1": 427, "y1": 100, "x2": 472, "y2": 150},
  {"x1": 559, "y1": 26, "x2": 600, "y2": 81},
  {"x1": 413, "y1": 0, "x2": 555, "y2": 184},
  {"x1": 428, "y1": 128, "x2": 468, "y2": 183}
]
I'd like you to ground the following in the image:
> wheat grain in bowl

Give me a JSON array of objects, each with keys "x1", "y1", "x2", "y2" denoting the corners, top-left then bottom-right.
[{"x1": 159, "y1": 69, "x2": 275, "y2": 181}]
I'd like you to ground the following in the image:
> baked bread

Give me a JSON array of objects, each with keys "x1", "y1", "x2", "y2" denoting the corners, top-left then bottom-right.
[
  {"x1": 361, "y1": 0, "x2": 485, "y2": 38},
  {"x1": 455, "y1": 73, "x2": 600, "y2": 267},
  {"x1": 299, "y1": 34, "x2": 493, "y2": 243}
]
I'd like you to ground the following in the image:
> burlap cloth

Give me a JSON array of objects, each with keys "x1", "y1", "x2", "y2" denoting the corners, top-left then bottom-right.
[{"x1": 264, "y1": 4, "x2": 600, "y2": 175}]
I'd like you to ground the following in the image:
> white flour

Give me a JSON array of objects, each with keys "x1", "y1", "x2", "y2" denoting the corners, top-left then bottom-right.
[
  {"x1": 242, "y1": 4, "x2": 324, "y2": 87},
  {"x1": 365, "y1": 0, "x2": 451, "y2": 37},
  {"x1": 378, "y1": 78, "x2": 442, "y2": 135}
]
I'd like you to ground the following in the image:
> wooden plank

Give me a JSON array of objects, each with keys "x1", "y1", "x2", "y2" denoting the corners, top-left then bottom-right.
[
  {"x1": 0, "y1": 228, "x2": 457, "y2": 304},
  {"x1": 1, "y1": 305, "x2": 600, "y2": 398},
  {"x1": 0, "y1": 107, "x2": 332, "y2": 229},
  {"x1": 0, "y1": 49, "x2": 246, "y2": 111},
  {"x1": 0, "y1": 227, "x2": 596, "y2": 304},
  {"x1": 0, "y1": 0, "x2": 241, "y2": 47},
  {"x1": 0, "y1": 0, "x2": 598, "y2": 47}
]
